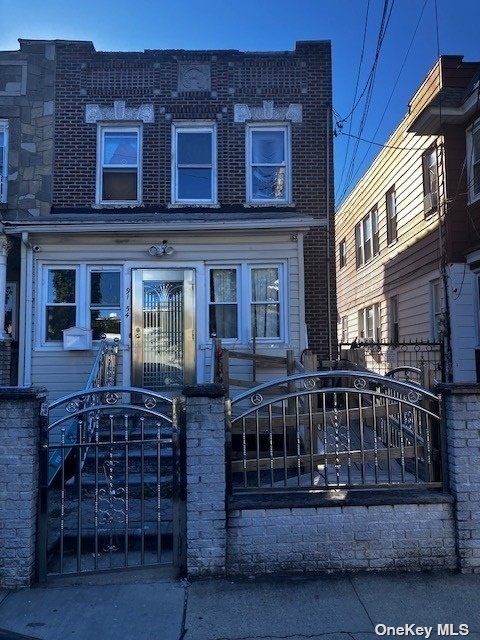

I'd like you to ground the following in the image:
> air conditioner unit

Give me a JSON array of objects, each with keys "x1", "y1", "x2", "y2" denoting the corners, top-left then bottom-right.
[{"x1": 423, "y1": 191, "x2": 438, "y2": 213}]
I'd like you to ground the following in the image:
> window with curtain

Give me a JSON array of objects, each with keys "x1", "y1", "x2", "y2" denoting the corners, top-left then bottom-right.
[
  {"x1": 209, "y1": 269, "x2": 238, "y2": 339},
  {"x1": 248, "y1": 127, "x2": 289, "y2": 202},
  {"x1": 251, "y1": 267, "x2": 280, "y2": 338}
]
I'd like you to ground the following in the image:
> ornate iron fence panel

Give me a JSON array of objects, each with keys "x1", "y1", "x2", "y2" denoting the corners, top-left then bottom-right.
[
  {"x1": 227, "y1": 371, "x2": 442, "y2": 494},
  {"x1": 38, "y1": 387, "x2": 183, "y2": 580},
  {"x1": 338, "y1": 340, "x2": 444, "y2": 388}
]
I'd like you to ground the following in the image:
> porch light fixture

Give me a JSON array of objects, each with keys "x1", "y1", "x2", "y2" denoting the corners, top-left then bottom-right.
[{"x1": 148, "y1": 240, "x2": 174, "y2": 257}]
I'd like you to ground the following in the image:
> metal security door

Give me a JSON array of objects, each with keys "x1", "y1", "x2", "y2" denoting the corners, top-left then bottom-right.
[{"x1": 132, "y1": 269, "x2": 195, "y2": 390}]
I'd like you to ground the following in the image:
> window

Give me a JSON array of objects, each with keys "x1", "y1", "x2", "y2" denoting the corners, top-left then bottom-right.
[
  {"x1": 208, "y1": 263, "x2": 285, "y2": 343},
  {"x1": 386, "y1": 187, "x2": 397, "y2": 245},
  {"x1": 98, "y1": 126, "x2": 140, "y2": 204},
  {"x1": 90, "y1": 269, "x2": 121, "y2": 340},
  {"x1": 430, "y1": 280, "x2": 442, "y2": 341},
  {"x1": 341, "y1": 316, "x2": 348, "y2": 343},
  {"x1": 390, "y1": 296, "x2": 399, "y2": 343},
  {"x1": 466, "y1": 119, "x2": 480, "y2": 203},
  {"x1": 209, "y1": 268, "x2": 238, "y2": 339},
  {"x1": 0, "y1": 120, "x2": 8, "y2": 203},
  {"x1": 40, "y1": 265, "x2": 122, "y2": 346},
  {"x1": 355, "y1": 208, "x2": 379, "y2": 268},
  {"x1": 173, "y1": 124, "x2": 216, "y2": 203},
  {"x1": 358, "y1": 303, "x2": 381, "y2": 341},
  {"x1": 251, "y1": 267, "x2": 280, "y2": 338},
  {"x1": 45, "y1": 268, "x2": 77, "y2": 342},
  {"x1": 422, "y1": 147, "x2": 438, "y2": 214},
  {"x1": 247, "y1": 125, "x2": 290, "y2": 203},
  {"x1": 339, "y1": 238, "x2": 347, "y2": 269}
]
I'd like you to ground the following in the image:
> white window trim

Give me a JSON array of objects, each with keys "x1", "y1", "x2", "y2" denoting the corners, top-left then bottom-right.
[
  {"x1": 430, "y1": 279, "x2": 442, "y2": 341},
  {"x1": 206, "y1": 262, "x2": 287, "y2": 345},
  {"x1": 339, "y1": 238, "x2": 347, "y2": 269},
  {"x1": 0, "y1": 120, "x2": 8, "y2": 204},
  {"x1": 207, "y1": 265, "x2": 241, "y2": 341},
  {"x1": 96, "y1": 124, "x2": 142, "y2": 206},
  {"x1": 171, "y1": 122, "x2": 217, "y2": 205},
  {"x1": 87, "y1": 266, "x2": 122, "y2": 341},
  {"x1": 37, "y1": 263, "x2": 122, "y2": 350},
  {"x1": 246, "y1": 123, "x2": 292, "y2": 205},
  {"x1": 358, "y1": 303, "x2": 381, "y2": 342},
  {"x1": 355, "y1": 208, "x2": 379, "y2": 268},
  {"x1": 386, "y1": 187, "x2": 397, "y2": 245},
  {"x1": 466, "y1": 119, "x2": 480, "y2": 205}
]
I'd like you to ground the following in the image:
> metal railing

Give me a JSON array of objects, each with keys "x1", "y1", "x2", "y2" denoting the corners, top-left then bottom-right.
[
  {"x1": 227, "y1": 370, "x2": 442, "y2": 493},
  {"x1": 338, "y1": 340, "x2": 444, "y2": 389}
]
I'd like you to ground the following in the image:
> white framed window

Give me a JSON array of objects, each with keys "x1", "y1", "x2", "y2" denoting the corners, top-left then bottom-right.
[
  {"x1": 0, "y1": 120, "x2": 8, "y2": 203},
  {"x1": 355, "y1": 208, "x2": 379, "y2": 268},
  {"x1": 466, "y1": 119, "x2": 480, "y2": 204},
  {"x1": 97, "y1": 125, "x2": 141, "y2": 204},
  {"x1": 386, "y1": 186, "x2": 397, "y2": 245},
  {"x1": 5, "y1": 282, "x2": 17, "y2": 340},
  {"x1": 358, "y1": 303, "x2": 381, "y2": 341},
  {"x1": 39, "y1": 264, "x2": 122, "y2": 347},
  {"x1": 390, "y1": 296, "x2": 399, "y2": 343},
  {"x1": 172, "y1": 124, "x2": 216, "y2": 204},
  {"x1": 430, "y1": 279, "x2": 442, "y2": 341},
  {"x1": 208, "y1": 267, "x2": 238, "y2": 339},
  {"x1": 422, "y1": 147, "x2": 438, "y2": 214},
  {"x1": 89, "y1": 268, "x2": 121, "y2": 340},
  {"x1": 207, "y1": 263, "x2": 286, "y2": 344},
  {"x1": 247, "y1": 125, "x2": 291, "y2": 203}
]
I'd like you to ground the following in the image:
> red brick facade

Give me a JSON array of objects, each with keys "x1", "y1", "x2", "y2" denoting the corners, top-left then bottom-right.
[{"x1": 51, "y1": 40, "x2": 336, "y2": 359}]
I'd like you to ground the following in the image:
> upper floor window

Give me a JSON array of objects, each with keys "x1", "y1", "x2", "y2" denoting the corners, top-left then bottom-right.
[
  {"x1": 341, "y1": 316, "x2": 348, "y2": 343},
  {"x1": 172, "y1": 124, "x2": 216, "y2": 204},
  {"x1": 97, "y1": 126, "x2": 141, "y2": 204},
  {"x1": 466, "y1": 119, "x2": 480, "y2": 204},
  {"x1": 422, "y1": 147, "x2": 438, "y2": 214},
  {"x1": 355, "y1": 208, "x2": 379, "y2": 268},
  {"x1": 339, "y1": 238, "x2": 347, "y2": 269},
  {"x1": 386, "y1": 187, "x2": 397, "y2": 245},
  {"x1": 0, "y1": 120, "x2": 8, "y2": 203},
  {"x1": 247, "y1": 125, "x2": 291, "y2": 203}
]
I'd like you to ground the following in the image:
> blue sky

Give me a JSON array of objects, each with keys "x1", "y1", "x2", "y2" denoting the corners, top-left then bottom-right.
[{"x1": 2, "y1": 0, "x2": 479, "y2": 205}]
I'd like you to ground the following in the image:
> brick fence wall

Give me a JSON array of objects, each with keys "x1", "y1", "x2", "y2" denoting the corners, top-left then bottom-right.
[{"x1": 0, "y1": 388, "x2": 46, "y2": 588}]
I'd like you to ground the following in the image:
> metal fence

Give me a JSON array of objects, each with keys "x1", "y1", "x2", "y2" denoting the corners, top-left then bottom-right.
[
  {"x1": 227, "y1": 371, "x2": 442, "y2": 493},
  {"x1": 338, "y1": 340, "x2": 444, "y2": 388}
]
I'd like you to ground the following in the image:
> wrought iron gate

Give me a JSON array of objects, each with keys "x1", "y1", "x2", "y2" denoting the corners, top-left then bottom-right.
[{"x1": 38, "y1": 387, "x2": 185, "y2": 580}]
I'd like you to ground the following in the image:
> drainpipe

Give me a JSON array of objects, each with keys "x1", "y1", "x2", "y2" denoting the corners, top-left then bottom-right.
[
  {"x1": 19, "y1": 231, "x2": 33, "y2": 386},
  {"x1": 326, "y1": 103, "x2": 333, "y2": 362},
  {"x1": 0, "y1": 229, "x2": 10, "y2": 340}
]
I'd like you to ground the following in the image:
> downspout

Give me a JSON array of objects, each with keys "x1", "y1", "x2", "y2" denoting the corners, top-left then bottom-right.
[{"x1": 19, "y1": 231, "x2": 33, "y2": 386}]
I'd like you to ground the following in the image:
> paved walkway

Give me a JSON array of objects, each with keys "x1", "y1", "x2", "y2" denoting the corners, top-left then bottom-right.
[{"x1": 1, "y1": 570, "x2": 480, "y2": 640}]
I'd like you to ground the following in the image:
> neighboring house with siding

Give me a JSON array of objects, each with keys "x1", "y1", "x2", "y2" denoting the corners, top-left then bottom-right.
[
  {"x1": 1, "y1": 39, "x2": 335, "y2": 400},
  {"x1": 336, "y1": 55, "x2": 480, "y2": 383}
]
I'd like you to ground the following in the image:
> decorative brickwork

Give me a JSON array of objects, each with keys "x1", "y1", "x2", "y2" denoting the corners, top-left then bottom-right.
[{"x1": 0, "y1": 387, "x2": 46, "y2": 588}]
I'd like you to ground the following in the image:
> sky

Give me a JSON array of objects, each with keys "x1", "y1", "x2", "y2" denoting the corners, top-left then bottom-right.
[{"x1": 2, "y1": 0, "x2": 480, "y2": 206}]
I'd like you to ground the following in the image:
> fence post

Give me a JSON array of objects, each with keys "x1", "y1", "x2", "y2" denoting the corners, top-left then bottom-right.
[
  {"x1": 183, "y1": 383, "x2": 227, "y2": 577},
  {"x1": 0, "y1": 387, "x2": 47, "y2": 588},
  {"x1": 438, "y1": 383, "x2": 480, "y2": 572}
]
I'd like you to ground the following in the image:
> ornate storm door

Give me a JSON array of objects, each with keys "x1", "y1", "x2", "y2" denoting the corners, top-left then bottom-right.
[{"x1": 132, "y1": 269, "x2": 195, "y2": 390}]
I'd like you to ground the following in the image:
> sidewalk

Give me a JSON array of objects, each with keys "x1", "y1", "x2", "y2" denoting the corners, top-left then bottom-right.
[{"x1": 0, "y1": 570, "x2": 480, "y2": 640}]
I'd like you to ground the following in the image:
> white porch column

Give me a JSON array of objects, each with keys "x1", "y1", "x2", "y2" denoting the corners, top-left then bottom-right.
[{"x1": 0, "y1": 234, "x2": 11, "y2": 340}]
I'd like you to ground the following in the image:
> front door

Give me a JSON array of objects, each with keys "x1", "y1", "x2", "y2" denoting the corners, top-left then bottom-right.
[{"x1": 132, "y1": 269, "x2": 195, "y2": 390}]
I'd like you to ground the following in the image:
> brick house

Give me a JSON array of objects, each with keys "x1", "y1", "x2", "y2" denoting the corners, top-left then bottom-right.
[
  {"x1": 335, "y1": 55, "x2": 480, "y2": 383},
  {"x1": 1, "y1": 39, "x2": 335, "y2": 398}
]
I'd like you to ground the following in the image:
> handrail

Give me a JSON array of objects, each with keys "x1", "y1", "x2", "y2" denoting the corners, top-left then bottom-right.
[{"x1": 85, "y1": 337, "x2": 119, "y2": 389}]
